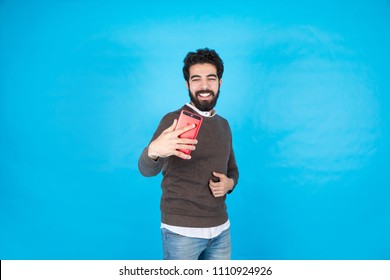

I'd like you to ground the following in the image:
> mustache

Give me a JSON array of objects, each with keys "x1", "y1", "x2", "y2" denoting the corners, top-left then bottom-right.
[{"x1": 195, "y1": 90, "x2": 215, "y2": 96}]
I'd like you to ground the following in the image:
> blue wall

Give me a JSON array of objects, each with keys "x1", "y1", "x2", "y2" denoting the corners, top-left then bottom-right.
[{"x1": 1, "y1": 0, "x2": 389, "y2": 259}]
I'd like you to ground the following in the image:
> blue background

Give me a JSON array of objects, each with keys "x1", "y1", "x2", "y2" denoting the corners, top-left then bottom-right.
[{"x1": 1, "y1": 0, "x2": 389, "y2": 260}]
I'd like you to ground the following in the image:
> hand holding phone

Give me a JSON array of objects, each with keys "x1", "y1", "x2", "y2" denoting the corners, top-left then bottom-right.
[{"x1": 147, "y1": 118, "x2": 199, "y2": 160}]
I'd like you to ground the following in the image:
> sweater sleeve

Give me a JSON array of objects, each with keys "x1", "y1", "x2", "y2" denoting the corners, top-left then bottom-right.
[
  {"x1": 227, "y1": 127, "x2": 239, "y2": 194},
  {"x1": 138, "y1": 113, "x2": 175, "y2": 177},
  {"x1": 138, "y1": 147, "x2": 163, "y2": 177}
]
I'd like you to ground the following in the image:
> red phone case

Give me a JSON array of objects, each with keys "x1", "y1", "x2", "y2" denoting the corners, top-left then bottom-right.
[{"x1": 175, "y1": 110, "x2": 203, "y2": 155}]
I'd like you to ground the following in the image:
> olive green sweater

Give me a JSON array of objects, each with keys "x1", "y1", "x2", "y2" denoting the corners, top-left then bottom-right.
[{"x1": 138, "y1": 105, "x2": 239, "y2": 228}]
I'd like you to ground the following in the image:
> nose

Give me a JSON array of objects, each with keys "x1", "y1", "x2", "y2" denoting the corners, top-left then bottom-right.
[{"x1": 201, "y1": 80, "x2": 209, "y2": 90}]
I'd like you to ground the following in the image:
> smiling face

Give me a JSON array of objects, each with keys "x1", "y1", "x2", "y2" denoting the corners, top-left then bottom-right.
[{"x1": 186, "y1": 63, "x2": 222, "y2": 112}]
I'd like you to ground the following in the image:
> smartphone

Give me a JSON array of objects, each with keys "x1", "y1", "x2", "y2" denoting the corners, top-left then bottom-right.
[{"x1": 174, "y1": 110, "x2": 203, "y2": 155}]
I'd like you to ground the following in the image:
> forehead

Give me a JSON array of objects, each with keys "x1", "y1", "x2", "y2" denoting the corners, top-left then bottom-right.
[{"x1": 189, "y1": 63, "x2": 217, "y2": 76}]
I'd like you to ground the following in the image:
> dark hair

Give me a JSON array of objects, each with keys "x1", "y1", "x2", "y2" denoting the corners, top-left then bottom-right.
[{"x1": 182, "y1": 48, "x2": 224, "y2": 82}]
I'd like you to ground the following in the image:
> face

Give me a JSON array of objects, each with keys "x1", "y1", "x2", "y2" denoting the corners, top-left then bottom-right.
[{"x1": 186, "y1": 63, "x2": 222, "y2": 112}]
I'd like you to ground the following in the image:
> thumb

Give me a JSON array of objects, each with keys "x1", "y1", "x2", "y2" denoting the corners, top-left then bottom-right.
[{"x1": 213, "y1": 171, "x2": 224, "y2": 178}]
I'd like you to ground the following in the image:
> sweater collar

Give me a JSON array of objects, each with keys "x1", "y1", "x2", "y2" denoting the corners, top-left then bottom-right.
[{"x1": 185, "y1": 103, "x2": 217, "y2": 118}]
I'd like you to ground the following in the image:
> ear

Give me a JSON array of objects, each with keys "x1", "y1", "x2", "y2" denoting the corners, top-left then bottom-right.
[
  {"x1": 219, "y1": 78, "x2": 223, "y2": 86},
  {"x1": 186, "y1": 81, "x2": 189, "y2": 89}
]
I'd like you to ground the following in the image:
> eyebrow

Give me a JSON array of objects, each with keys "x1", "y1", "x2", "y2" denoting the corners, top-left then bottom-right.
[{"x1": 190, "y1": 74, "x2": 218, "y2": 79}]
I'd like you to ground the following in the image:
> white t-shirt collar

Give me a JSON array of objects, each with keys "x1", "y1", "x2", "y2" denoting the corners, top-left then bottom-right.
[{"x1": 186, "y1": 103, "x2": 216, "y2": 118}]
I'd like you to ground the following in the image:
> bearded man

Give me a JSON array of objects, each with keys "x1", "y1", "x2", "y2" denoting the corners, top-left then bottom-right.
[{"x1": 138, "y1": 48, "x2": 239, "y2": 260}]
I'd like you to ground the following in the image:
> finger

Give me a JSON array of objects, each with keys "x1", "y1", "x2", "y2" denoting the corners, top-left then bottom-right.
[
  {"x1": 212, "y1": 171, "x2": 224, "y2": 179},
  {"x1": 163, "y1": 119, "x2": 178, "y2": 133},
  {"x1": 176, "y1": 144, "x2": 196, "y2": 151},
  {"x1": 174, "y1": 123, "x2": 196, "y2": 136},
  {"x1": 209, "y1": 185, "x2": 217, "y2": 196},
  {"x1": 177, "y1": 138, "x2": 198, "y2": 145},
  {"x1": 210, "y1": 189, "x2": 224, "y2": 198},
  {"x1": 209, "y1": 180, "x2": 220, "y2": 188},
  {"x1": 173, "y1": 150, "x2": 192, "y2": 160}
]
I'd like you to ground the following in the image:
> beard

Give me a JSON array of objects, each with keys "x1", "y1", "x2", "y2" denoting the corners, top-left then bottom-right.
[{"x1": 188, "y1": 88, "x2": 220, "y2": 112}]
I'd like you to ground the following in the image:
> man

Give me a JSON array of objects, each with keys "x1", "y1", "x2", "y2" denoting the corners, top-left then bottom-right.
[{"x1": 138, "y1": 48, "x2": 239, "y2": 260}]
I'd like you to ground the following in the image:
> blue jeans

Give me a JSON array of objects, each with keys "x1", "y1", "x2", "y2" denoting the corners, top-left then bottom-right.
[{"x1": 161, "y1": 227, "x2": 231, "y2": 260}]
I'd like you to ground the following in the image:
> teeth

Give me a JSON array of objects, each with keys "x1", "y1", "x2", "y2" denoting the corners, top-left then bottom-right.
[{"x1": 199, "y1": 93, "x2": 211, "y2": 97}]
